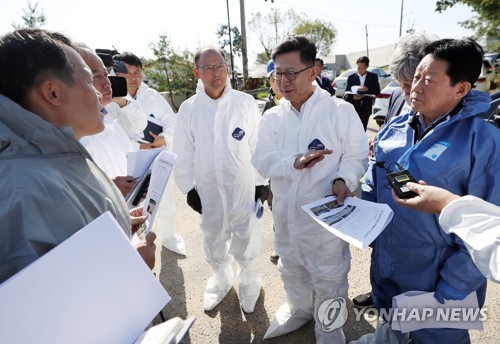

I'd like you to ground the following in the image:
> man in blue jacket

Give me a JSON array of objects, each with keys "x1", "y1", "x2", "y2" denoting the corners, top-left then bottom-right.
[{"x1": 354, "y1": 38, "x2": 499, "y2": 343}]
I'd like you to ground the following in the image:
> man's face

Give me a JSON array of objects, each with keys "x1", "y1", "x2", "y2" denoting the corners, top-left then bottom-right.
[
  {"x1": 269, "y1": 76, "x2": 283, "y2": 99},
  {"x1": 118, "y1": 64, "x2": 142, "y2": 97},
  {"x1": 410, "y1": 54, "x2": 465, "y2": 122},
  {"x1": 357, "y1": 62, "x2": 368, "y2": 76},
  {"x1": 194, "y1": 50, "x2": 228, "y2": 99},
  {"x1": 274, "y1": 51, "x2": 315, "y2": 110},
  {"x1": 82, "y1": 50, "x2": 112, "y2": 106},
  {"x1": 62, "y1": 46, "x2": 103, "y2": 138},
  {"x1": 314, "y1": 61, "x2": 323, "y2": 77}
]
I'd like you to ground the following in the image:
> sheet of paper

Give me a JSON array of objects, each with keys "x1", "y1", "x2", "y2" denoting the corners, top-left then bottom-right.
[
  {"x1": 132, "y1": 150, "x2": 177, "y2": 244},
  {"x1": 133, "y1": 317, "x2": 196, "y2": 344},
  {"x1": 127, "y1": 147, "x2": 165, "y2": 177},
  {"x1": 0, "y1": 212, "x2": 171, "y2": 344},
  {"x1": 391, "y1": 290, "x2": 484, "y2": 333},
  {"x1": 301, "y1": 196, "x2": 393, "y2": 249}
]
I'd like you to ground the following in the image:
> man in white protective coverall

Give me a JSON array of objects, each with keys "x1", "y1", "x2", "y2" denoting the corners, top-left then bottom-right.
[
  {"x1": 393, "y1": 181, "x2": 500, "y2": 284},
  {"x1": 252, "y1": 35, "x2": 369, "y2": 343},
  {"x1": 114, "y1": 51, "x2": 186, "y2": 256},
  {"x1": 75, "y1": 44, "x2": 141, "y2": 196},
  {"x1": 173, "y1": 46, "x2": 267, "y2": 313}
]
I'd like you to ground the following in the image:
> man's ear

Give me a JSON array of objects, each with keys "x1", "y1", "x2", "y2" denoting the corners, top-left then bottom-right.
[
  {"x1": 193, "y1": 66, "x2": 201, "y2": 79},
  {"x1": 455, "y1": 81, "x2": 472, "y2": 99},
  {"x1": 37, "y1": 79, "x2": 67, "y2": 106}
]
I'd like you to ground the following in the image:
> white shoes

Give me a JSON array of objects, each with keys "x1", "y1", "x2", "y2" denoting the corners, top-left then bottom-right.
[
  {"x1": 264, "y1": 303, "x2": 313, "y2": 339},
  {"x1": 203, "y1": 265, "x2": 234, "y2": 311},
  {"x1": 162, "y1": 234, "x2": 186, "y2": 256}
]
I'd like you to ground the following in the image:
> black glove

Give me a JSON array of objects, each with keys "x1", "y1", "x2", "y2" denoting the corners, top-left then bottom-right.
[
  {"x1": 255, "y1": 185, "x2": 270, "y2": 203},
  {"x1": 187, "y1": 188, "x2": 202, "y2": 214}
]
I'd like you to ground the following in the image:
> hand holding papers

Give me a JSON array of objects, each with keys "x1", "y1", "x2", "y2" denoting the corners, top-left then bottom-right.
[{"x1": 301, "y1": 196, "x2": 393, "y2": 249}]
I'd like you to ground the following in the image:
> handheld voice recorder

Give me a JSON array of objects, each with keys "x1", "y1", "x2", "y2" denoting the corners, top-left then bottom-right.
[{"x1": 386, "y1": 170, "x2": 418, "y2": 199}]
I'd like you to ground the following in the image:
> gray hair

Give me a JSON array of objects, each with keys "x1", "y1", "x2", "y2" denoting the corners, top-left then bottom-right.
[{"x1": 389, "y1": 33, "x2": 437, "y2": 82}]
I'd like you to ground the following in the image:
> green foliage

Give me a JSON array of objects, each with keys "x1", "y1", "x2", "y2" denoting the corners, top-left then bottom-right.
[
  {"x1": 12, "y1": 1, "x2": 46, "y2": 29},
  {"x1": 435, "y1": 0, "x2": 500, "y2": 52},
  {"x1": 293, "y1": 19, "x2": 337, "y2": 56},
  {"x1": 216, "y1": 25, "x2": 243, "y2": 57},
  {"x1": 144, "y1": 34, "x2": 197, "y2": 111}
]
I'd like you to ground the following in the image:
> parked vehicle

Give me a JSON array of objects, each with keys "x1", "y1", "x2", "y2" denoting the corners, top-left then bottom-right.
[
  {"x1": 372, "y1": 80, "x2": 400, "y2": 127},
  {"x1": 484, "y1": 53, "x2": 500, "y2": 74},
  {"x1": 478, "y1": 91, "x2": 500, "y2": 128},
  {"x1": 332, "y1": 67, "x2": 392, "y2": 98}
]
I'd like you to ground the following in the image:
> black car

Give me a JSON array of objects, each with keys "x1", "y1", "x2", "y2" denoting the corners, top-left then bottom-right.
[{"x1": 478, "y1": 91, "x2": 500, "y2": 128}]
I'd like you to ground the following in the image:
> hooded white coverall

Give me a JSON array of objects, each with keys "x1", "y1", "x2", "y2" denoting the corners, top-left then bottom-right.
[
  {"x1": 252, "y1": 87, "x2": 368, "y2": 342},
  {"x1": 173, "y1": 78, "x2": 264, "y2": 312},
  {"x1": 133, "y1": 82, "x2": 185, "y2": 255},
  {"x1": 80, "y1": 111, "x2": 139, "y2": 178},
  {"x1": 106, "y1": 98, "x2": 147, "y2": 141}
]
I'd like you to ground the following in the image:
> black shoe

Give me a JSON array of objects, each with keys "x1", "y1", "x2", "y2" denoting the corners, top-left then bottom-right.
[
  {"x1": 270, "y1": 253, "x2": 279, "y2": 265},
  {"x1": 352, "y1": 292, "x2": 374, "y2": 308}
]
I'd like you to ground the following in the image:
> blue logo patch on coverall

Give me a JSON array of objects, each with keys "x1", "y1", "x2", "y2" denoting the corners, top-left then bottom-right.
[
  {"x1": 232, "y1": 127, "x2": 246, "y2": 141},
  {"x1": 308, "y1": 139, "x2": 325, "y2": 151}
]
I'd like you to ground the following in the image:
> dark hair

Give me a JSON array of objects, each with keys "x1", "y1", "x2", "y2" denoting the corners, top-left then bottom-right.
[
  {"x1": 194, "y1": 46, "x2": 225, "y2": 67},
  {"x1": 0, "y1": 28, "x2": 75, "y2": 108},
  {"x1": 271, "y1": 35, "x2": 316, "y2": 67},
  {"x1": 356, "y1": 56, "x2": 370, "y2": 66},
  {"x1": 423, "y1": 38, "x2": 483, "y2": 86},
  {"x1": 113, "y1": 51, "x2": 142, "y2": 69},
  {"x1": 315, "y1": 58, "x2": 324, "y2": 65}
]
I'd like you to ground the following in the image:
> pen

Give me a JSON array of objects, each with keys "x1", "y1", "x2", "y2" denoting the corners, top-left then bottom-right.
[{"x1": 128, "y1": 176, "x2": 140, "y2": 183}]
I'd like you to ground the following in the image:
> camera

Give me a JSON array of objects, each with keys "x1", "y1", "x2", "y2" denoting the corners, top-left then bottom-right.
[{"x1": 96, "y1": 50, "x2": 128, "y2": 97}]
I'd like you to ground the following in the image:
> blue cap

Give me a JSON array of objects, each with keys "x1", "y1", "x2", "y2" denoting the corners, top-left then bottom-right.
[{"x1": 267, "y1": 59, "x2": 274, "y2": 77}]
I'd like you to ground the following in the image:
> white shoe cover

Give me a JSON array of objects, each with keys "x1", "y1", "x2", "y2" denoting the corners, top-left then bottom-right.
[
  {"x1": 348, "y1": 320, "x2": 409, "y2": 344},
  {"x1": 264, "y1": 303, "x2": 313, "y2": 339},
  {"x1": 162, "y1": 234, "x2": 186, "y2": 256},
  {"x1": 238, "y1": 266, "x2": 261, "y2": 313},
  {"x1": 203, "y1": 265, "x2": 234, "y2": 311}
]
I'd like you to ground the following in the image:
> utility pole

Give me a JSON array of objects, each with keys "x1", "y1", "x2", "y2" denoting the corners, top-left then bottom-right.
[
  {"x1": 240, "y1": 0, "x2": 248, "y2": 82},
  {"x1": 365, "y1": 25, "x2": 369, "y2": 58},
  {"x1": 399, "y1": 0, "x2": 404, "y2": 37},
  {"x1": 226, "y1": 0, "x2": 235, "y2": 88}
]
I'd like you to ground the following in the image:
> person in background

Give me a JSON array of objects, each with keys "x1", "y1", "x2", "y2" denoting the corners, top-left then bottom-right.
[
  {"x1": 262, "y1": 59, "x2": 283, "y2": 114},
  {"x1": 354, "y1": 38, "x2": 499, "y2": 344},
  {"x1": 173, "y1": 46, "x2": 266, "y2": 313},
  {"x1": 392, "y1": 181, "x2": 499, "y2": 283},
  {"x1": 354, "y1": 33, "x2": 436, "y2": 307},
  {"x1": 0, "y1": 28, "x2": 155, "y2": 284},
  {"x1": 114, "y1": 51, "x2": 186, "y2": 256},
  {"x1": 252, "y1": 35, "x2": 368, "y2": 343},
  {"x1": 314, "y1": 58, "x2": 336, "y2": 96},
  {"x1": 344, "y1": 56, "x2": 380, "y2": 131}
]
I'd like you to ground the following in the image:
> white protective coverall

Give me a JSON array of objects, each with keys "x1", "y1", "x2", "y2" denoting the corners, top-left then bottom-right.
[
  {"x1": 133, "y1": 82, "x2": 185, "y2": 255},
  {"x1": 440, "y1": 195, "x2": 500, "y2": 283},
  {"x1": 0, "y1": 94, "x2": 131, "y2": 284},
  {"x1": 106, "y1": 98, "x2": 147, "y2": 141},
  {"x1": 80, "y1": 110, "x2": 139, "y2": 178},
  {"x1": 252, "y1": 86, "x2": 369, "y2": 343},
  {"x1": 173, "y1": 78, "x2": 264, "y2": 313}
]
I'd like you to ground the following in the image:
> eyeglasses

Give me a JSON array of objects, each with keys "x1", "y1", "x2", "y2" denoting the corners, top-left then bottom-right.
[
  {"x1": 273, "y1": 65, "x2": 314, "y2": 81},
  {"x1": 197, "y1": 64, "x2": 227, "y2": 73}
]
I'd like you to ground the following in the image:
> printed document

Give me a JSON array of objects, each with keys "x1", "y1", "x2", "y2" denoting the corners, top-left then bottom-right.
[
  {"x1": 391, "y1": 290, "x2": 483, "y2": 333},
  {"x1": 302, "y1": 196, "x2": 393, "y2": 249}
]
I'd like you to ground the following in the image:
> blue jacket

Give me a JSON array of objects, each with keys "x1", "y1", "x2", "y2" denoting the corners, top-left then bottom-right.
[{"x1": 362, "y1": 90, "x2": 499, "y2": 305}]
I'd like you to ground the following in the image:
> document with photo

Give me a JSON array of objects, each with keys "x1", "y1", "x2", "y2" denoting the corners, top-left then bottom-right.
[
  {"x1": 301, "y1": 196, "x2": 393, "y2": 249},
  {"x1": 132, "y1": 150, "x2": 177, "y2": 245}
]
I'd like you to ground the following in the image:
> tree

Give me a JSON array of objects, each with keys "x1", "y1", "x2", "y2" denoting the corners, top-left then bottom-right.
[
  {"x1": 216, "y1": 25, "x2": 243, "y2": 57},
  {"x1": 12, "y1": 1, "x2": 47, "y2": 29},
  {"x1": 249, "y1": 8, "x2": 337, "y2": 64},
  {"x1": 144, "y1": 34, "x2": 197, "y2": 112},
  {"x1": 435, "y1": 0, "x2": 500, "y2": 51},
  {"x1": 293, "y1": 19, "x2": 337, "y2": 56},
  {"x1": 248, "y1": 8, "x2": 301, "y2": 63}
]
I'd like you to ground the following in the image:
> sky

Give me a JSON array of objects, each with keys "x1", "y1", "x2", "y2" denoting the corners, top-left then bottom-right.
[{"x1": 1, "y1": 0, "x2": 476, "y2": 73}]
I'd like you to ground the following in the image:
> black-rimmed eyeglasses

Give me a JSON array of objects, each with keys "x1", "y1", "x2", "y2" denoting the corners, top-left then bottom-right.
[{"x1": 272, "y1": 65, "x2": 314, "y2": 81}]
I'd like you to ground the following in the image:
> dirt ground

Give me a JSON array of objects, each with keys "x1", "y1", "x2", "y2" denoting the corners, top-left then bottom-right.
[{"x1": 151, "y1": 118, "x2": 500, "y2": 343}]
